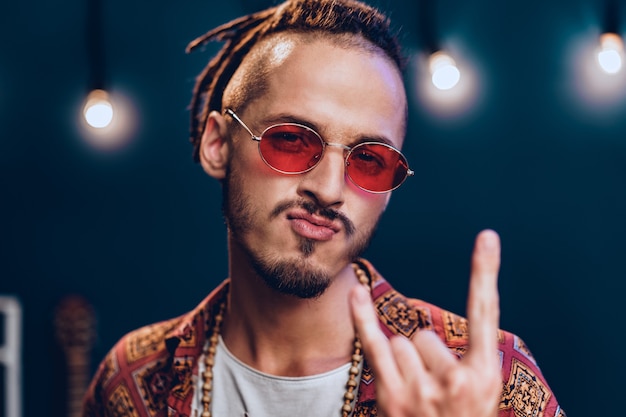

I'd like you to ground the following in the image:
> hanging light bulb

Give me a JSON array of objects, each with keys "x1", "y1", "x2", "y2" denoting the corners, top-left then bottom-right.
[
  {"x1": 429, "y1": 51, "x2": 461, "y2": 90},
  {"x1": 597, "y1": 32, "x2": 624, "y2": 74},
  {"x1": 83, "y1": 89, "x2": 114, "y2": 128},
  {"x1": 77, "y1": 88, "x2": 137, "y2": 151}
]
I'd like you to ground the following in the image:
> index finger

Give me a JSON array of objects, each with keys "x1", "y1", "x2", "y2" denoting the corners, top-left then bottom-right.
[
  {"x1": 349, "y1": 284, "x2": 401, "y2": 385},
  {"x1": 466, "y1": 229, "x2": 501, "y2": 366}
]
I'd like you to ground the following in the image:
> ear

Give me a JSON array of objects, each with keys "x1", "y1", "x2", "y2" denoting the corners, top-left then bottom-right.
[{"x1": 199, "y1": 111, "x2": 230, "y2": 180}]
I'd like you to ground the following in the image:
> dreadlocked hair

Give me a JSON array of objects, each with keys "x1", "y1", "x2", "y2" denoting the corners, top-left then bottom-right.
[{"x1": 186, "y1": 0, "x2": 406, "y2": 162}]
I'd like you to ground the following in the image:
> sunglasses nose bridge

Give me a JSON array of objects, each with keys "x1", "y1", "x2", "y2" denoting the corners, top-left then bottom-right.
[
  {"x1": 324, "y1": 142, "x2": 351, "y2": 151},
  {"x1": 323, "y1": 142, "x2": 352, "y2": 163}
]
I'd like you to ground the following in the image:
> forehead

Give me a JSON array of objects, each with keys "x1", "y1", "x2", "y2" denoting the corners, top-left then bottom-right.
[{"x1": 245, "y1": 33, "x2": 407, "y2": 147}]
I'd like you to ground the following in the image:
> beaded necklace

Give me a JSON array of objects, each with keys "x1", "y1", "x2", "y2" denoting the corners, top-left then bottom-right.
[{"x1": 200, "y1": 263, "x2": 371, "y2": 417}]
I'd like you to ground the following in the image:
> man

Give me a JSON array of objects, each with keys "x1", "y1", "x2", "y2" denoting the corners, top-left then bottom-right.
[{"x1": 83, "y1": 1, "x2": 565, "y2": 416}]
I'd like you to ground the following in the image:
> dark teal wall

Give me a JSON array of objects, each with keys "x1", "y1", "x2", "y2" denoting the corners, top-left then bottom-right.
[{"x1": 2, "y1": 0, "x2": 624, "y2": 415}]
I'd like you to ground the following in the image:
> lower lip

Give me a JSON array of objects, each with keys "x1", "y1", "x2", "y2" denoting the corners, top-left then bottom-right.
[{"x1": 289, "y1": 219, "x2": 336, "y2": 241}]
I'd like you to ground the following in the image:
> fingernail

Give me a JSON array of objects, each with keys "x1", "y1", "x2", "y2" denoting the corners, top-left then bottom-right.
[{"x1": 480, "y1": 229, "x2": 499, "y2": 252}]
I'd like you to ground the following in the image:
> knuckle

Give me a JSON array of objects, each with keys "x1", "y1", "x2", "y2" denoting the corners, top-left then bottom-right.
[
  {"x1": 380, "y1": 391, "x2": 411, "y2": 416},
  {"x1": 417, "y1": 382, "x2": 444, "y2": 405},
  {"x1": 444, "y1": 368, "x2": 471, "y2": 398}
]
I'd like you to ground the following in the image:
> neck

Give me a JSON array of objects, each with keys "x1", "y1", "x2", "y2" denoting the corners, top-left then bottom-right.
[{"x1": 222, "y1": 244, "x2": 364, "y2": 376}]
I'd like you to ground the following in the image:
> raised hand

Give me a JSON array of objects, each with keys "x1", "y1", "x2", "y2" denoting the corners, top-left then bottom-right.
[{"x1": 350, "y1": 230, "x2": 502, "y2": 417}]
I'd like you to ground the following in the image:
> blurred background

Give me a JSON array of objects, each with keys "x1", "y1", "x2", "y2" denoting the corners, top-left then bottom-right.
[{"x1": 1, "y1": 0, "x2": 624, "y2": 415}]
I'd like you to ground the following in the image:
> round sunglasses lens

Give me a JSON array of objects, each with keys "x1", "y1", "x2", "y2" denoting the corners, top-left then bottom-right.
[
  {"x1": 258, "y1": 124, "x2": 324, "y2": 173},
  {"x1": 347, "y1": 143, "x2": 409, "y2": 192}
]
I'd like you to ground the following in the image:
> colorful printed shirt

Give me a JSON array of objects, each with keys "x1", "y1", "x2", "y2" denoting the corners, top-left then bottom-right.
[{"x1": 82, "y1": 259, "x2": 565, "y2": 417}]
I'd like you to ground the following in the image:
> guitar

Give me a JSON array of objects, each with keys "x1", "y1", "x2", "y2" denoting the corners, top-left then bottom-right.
[{"x1": 54, "y1": 295, "x2": 96, "y2": 417}]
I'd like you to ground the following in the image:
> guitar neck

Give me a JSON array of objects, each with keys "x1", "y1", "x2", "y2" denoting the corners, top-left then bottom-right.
[
  {"x1": 65, "y1": 348, "x2": 91, "y2": 417},
  {"x1": 54, "y1": 295, "x2": 96, "y2": 417}
]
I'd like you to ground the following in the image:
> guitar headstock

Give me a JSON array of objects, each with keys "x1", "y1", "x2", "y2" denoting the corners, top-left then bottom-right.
[{"x1": 54, "y1": 295, "x2": 96, "y2": 354}]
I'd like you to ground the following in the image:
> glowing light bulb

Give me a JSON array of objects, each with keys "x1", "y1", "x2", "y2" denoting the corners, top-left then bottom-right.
[
  {"x1": 597, "y1": 33, "x2": 624, "y2": 74},
  {"x1": 429, "y1": 52, "x2": 461, "y2": 90},
  {"x1": 83, "y1": 89, "x2": 113, "y2": 128}
]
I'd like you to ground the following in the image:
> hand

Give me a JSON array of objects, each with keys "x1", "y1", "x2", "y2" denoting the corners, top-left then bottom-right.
[{"x1": 350, "y1": 230, "x2": 502, "y2": 417}]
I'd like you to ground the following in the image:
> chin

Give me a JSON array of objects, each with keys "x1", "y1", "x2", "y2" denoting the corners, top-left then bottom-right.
[{"x1": 246, "y1": 246, "x2": 335, "y2": 299}]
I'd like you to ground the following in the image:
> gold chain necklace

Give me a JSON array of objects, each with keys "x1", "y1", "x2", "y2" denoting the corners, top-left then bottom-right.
[{"x1": 201, "y1": 263, "x2": 371, "y2": 417}]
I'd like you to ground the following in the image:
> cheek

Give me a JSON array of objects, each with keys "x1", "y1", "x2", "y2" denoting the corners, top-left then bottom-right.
[
  {"x1": 348, "y1": 180, "x2": 391, "y2": 211},
  {"x1": 228, "y1": 151, "x2": 297, "y2": 211},
  {"x1": 231, "y1": 141, "x2": 282, "y2": 181},
  {"x1": 350, "y1": 195, "x2": 388, "y2": 229}
]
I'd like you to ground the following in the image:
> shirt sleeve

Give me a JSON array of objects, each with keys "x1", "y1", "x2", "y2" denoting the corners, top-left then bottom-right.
[{"x1": 496, "y1": 333, "x2": 566, "y2": 417}]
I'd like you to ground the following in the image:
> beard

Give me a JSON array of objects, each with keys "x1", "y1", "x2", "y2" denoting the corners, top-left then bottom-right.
[{"x1": 221, "y1": 168, "x2": 378, "y2": 299}]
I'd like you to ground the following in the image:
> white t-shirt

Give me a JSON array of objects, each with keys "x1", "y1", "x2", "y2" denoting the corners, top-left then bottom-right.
[{"x1": 191, "y1": 336, "x2": 360, "y2": 417}]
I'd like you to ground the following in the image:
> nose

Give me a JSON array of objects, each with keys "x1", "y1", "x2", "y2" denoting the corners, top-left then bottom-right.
[{"x1": 296, "y1": 144, "x2": 347, "y2": 208}]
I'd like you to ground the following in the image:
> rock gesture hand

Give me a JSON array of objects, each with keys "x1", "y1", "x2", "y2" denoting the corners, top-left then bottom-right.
[{"x1": 350, "y1": 230, "x2": 502, "y2": 417}]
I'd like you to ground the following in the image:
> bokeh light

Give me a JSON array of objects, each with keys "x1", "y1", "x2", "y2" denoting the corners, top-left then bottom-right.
[
  {"x1": 410, "y1": 47, "x2": 483, "y2": 120},
  {"x1": 84, "y1": 89, "x2": 114, "y2": 128},
  {"x1": 565, "y1": 30, "x2": 626, "y2": 114},
  {"x1": 77, "y1": 88, "x2": 139, "y2": 151},
  {"x1": 597, "y1": 33, "x2": 624, "y2": 74},
  {"x1": 430, "y1": 52, "x2": 461, "y2": 90}
]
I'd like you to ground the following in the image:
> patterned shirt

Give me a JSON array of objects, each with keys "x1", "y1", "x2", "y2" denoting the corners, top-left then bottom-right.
[{"x1": 82, "y1": 259, "x2": 565, "y2": 417}]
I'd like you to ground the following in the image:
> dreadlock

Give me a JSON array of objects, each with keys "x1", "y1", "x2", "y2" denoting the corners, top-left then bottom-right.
[{"x1": 186, "y1": 0, "x2": 405, "y2": 162}]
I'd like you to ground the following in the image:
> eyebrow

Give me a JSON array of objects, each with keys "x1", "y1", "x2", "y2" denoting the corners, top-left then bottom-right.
[{"x1": 259, "y1": 113, "x2": 397, "y2": 148}]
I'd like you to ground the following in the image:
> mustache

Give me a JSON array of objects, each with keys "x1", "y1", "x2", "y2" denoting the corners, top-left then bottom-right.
[{"x1": 270, "y1": 200, "x2": 356, "y2": 237}]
